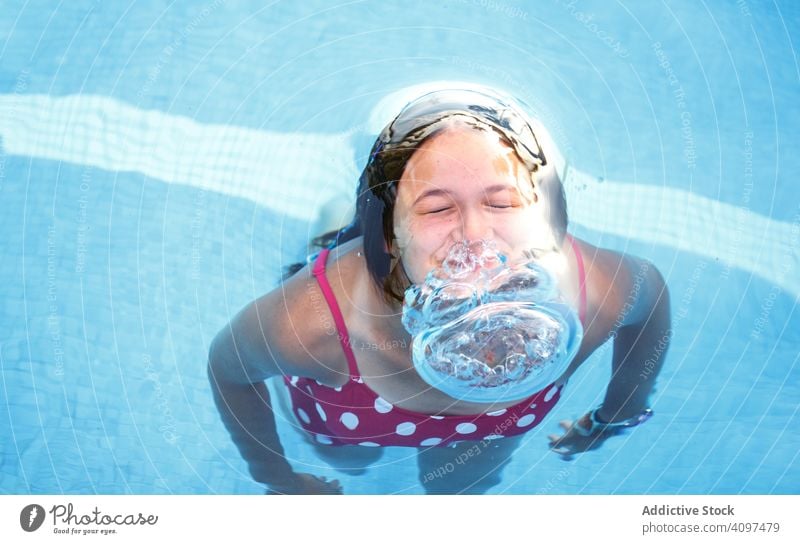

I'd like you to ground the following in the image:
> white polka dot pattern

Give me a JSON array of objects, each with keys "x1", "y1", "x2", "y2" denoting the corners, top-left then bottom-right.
[
  {"x1": 374, "y1": 397, "x2": 393, "y2": 413},
  {"x1": 396, "y1": 422, "x2": 416, "y2": 436},
  {"x1": 340, "y1": 412, "x2": 359, "y2": 430},
  {"x1": 315, "y1": 402, "x2": 327, "y2": 422},
  {"x1": 284, "y1": 375, "x2": 561, "y2": 447},
  {"x1": 296, "y1": 408, "x2": 311, "y2": 424},
  {"x1": 455, "y1": 422, "x2": 477, "y2": 434},
  {"x1": 516, "y1": 414, "x2": 536, "y2": 427}
]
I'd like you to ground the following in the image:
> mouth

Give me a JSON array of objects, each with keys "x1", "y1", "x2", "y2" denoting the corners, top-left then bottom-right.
[{"x1": 432, "y1": 239, "x2": 507, "y2": 278}]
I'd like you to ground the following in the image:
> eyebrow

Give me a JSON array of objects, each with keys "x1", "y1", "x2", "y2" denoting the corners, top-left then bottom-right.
[{"x1": 412, "y1": 184, "x2": 517, "y2": 206}]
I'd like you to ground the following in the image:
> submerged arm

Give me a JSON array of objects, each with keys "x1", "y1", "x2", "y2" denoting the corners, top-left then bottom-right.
[
  {"x1": 598, "y1": 259, "x2": 671, "y2": 422},
  {"x1": 207, "y1": 288, "x2": 341, "y2": 493},
  {"x1": 549, "y1": 257, "x2": 671, "y2": 457},
  {"x1": 208, "y1": 354, "x2": 295, "y2": 488}
]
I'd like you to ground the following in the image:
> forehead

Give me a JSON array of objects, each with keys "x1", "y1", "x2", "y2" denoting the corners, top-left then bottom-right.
[{"x1": 398, "y1": 126, "x2": 529, "y2": 196}]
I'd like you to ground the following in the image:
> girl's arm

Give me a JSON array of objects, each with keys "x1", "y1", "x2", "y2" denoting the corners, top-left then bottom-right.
[
  {"x1": 207, "y1": 283, "x2": 341, "y2": 493},
  {"x1": 549, "y1": 256, "x2": 671, "y2": 457},
  {"x1": 598, "y1": 258, "x2": 671, "y2": 422},
  {"x1": 207, "y1": 339, "x2": 296, "y2": 489}
]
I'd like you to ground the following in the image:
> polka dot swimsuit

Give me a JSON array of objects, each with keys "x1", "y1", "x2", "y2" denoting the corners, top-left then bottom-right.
[{"x1": 284, "y1": 238, "x2": 586, "y2": 448}]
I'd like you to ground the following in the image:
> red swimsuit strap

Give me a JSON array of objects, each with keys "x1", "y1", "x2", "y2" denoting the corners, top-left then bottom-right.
[
  {"x1": 312, "y1": 248, "x2": 361, "y2": 380},
  {"x1": 565, "y1": 234, "x2": 588, "y2": 326}
]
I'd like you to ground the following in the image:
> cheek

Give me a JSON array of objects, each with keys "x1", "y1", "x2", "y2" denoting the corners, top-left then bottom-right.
[
  {"x1": 513, "y1": 209, "x2": 560, "y2": 252},
  {"x1": 496, "y1": 209, "x2": 550, "y2": 256},
  {"x1": 499, "y1": 208, "x2": 535, "y2": 237}
]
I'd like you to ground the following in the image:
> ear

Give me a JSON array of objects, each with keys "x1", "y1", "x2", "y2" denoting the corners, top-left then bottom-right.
[
  {"x1": 386, "y1": 238, "x2": 403, "y2": 272},
  {"x1": 385, "y1": 235, "x2": 400, "y2": 256}
]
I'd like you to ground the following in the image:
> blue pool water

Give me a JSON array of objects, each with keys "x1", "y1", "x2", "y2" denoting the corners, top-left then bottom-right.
[{"x1": 1, "y1": 0, "x2": 798, "y2": 494}]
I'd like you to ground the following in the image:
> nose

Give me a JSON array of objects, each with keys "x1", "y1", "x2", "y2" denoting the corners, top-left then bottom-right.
[{"x1": 457, "y1": 206, "x2": 495, "y2": 242}]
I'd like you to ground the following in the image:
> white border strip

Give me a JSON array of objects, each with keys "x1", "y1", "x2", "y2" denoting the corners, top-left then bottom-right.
[
  {"x1": 0, "y1": 94, "x2": 357, "y2": 222},
  {"x1": 565, "y1": 168, "x2": 799, "y2": 299},
  {"x1": 2, "y1": 495, "x2": 798, "y2": 542}
]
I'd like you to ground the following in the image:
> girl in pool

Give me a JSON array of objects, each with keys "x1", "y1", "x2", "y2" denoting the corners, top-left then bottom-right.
[{"x1": 208, "y1": 87, "x2": 671, "y2": 494}]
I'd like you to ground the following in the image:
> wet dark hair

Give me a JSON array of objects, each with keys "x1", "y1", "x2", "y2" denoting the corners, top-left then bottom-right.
[{"x1": 283, "y1": 89, "x2": 569, "y2": 308}]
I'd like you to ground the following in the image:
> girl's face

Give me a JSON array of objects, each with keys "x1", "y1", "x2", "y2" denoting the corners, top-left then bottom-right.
[{"x1": 392, "y1": 124, "x2": 557, "y2": 285}]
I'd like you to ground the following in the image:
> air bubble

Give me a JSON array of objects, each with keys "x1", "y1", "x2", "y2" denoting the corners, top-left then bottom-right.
[{"x1": 401, "y1": 239, "x2": 583, "y2": 402}]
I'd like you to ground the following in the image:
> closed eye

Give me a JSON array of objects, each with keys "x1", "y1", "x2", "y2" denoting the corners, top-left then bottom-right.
[
  {"x1": 425, "y1": 207, "x2": 452, "y2": 214},
  {"x1": 426, "y1": 204, "x2": 516, "y2": 214}
]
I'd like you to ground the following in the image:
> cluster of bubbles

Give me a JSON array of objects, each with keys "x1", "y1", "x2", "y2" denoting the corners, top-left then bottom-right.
[{"x1": 401, "y1": 239, "x2": 582, "y2": 403}]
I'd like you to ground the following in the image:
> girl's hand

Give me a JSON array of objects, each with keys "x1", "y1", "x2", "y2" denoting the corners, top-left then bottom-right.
[
  {"x1": 547, "y1": 413, "x2": 623, "y2": 461},
  {"x1": 266, "y1": 473, "x2": 343, "y2": 495}
]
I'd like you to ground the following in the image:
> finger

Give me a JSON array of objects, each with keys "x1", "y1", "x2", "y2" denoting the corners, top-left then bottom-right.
[
  {"x1": 559, "y1": 420, "x2": 574, "y2": 431},
  {"x1": 549, "y1": 446, "x2": 572, "y2": 456},
  {"x1": 547, "y1": 433, "x2": 564, "y2": 444},
  {"x1": 549, "y1": 444, "x2": 575, "y2": 458}
]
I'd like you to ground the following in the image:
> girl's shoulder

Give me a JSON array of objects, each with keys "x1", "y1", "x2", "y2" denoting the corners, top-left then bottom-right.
[
  {"x1": 271, "y1": 241, "x2": 367, "y2": 383},
  {"x1": 575, "y1": 239, "x2": 664, "y2": 329}
]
